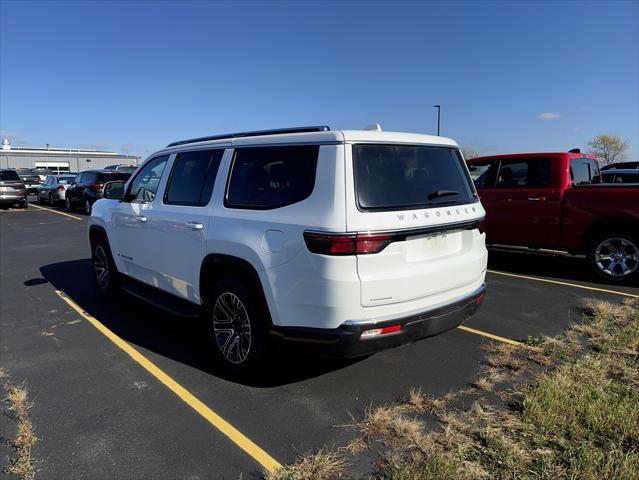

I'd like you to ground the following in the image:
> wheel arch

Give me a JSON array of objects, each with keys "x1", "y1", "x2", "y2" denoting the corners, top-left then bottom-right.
[
  {"x1": 199, "y1": 254, "x2": 273, "y2": 326},
  {"x1": 581, "y1": 216, "x2": 639, "y2": 251}
]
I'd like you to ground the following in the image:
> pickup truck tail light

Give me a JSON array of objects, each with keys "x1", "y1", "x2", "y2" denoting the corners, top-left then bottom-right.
[
  {"x1": 303, "y1": 232, "x2": 393, "y2": 255},
  {"x1": 91, "y1": 182, "x2": 103, "y2": 190}
]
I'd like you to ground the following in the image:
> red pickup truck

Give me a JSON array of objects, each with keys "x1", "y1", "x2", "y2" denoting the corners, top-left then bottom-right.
[{"x1": 467, "y1": 151, "x2": 639, "y2": 283}]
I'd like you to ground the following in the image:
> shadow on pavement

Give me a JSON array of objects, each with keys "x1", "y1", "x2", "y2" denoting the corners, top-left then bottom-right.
[
  {"x1": 487, "y1": 248, "x2": 639, "y2": 288},
  {"x1": 39, "y1": 259, "x2": 361, "y2": 388}
]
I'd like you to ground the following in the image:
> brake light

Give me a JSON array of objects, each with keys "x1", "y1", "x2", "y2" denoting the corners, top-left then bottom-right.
[
  {"x1": 91, "y1": 182, "x2": 103, "y2": 190},
  {"x1": 57, "y1": 185, "x2": 65, "y2": 191},
  {"x1": 303, "y1": 232, "x2": 393, "y2": 255}
]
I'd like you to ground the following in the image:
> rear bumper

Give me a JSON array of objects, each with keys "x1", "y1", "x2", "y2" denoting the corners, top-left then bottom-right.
[
  {"x1": 0, "y1": 192, "x2": 26, "y2": 203},
  {"x1": 270, "y1": 283, "x2": 486, "y2": 358}
]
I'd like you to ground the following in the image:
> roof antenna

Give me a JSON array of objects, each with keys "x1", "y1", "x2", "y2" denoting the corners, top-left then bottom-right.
[{"x1": 364, "y1": 123, "x2": 382, "y2": 131}]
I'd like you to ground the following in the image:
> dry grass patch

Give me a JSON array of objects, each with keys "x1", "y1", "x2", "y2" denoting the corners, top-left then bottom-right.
[
  {"x1": 267, "y1": 298, "x2": 639, "y2": 480},
  {"x1": 2, "y1": 370, "x2": 38, "y2": 480}
]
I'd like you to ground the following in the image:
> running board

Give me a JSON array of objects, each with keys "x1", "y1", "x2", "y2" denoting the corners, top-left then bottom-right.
[{"x1": 120, "y1": 275, "x2": 201, "y2": 318}]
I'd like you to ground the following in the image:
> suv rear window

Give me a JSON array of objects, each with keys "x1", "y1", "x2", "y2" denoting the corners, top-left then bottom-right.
[
  {"x1": 352, "y1": 145, "x2": 476, "y2": 211},
  {"x1": 98, "y1": 172, "x2": 131, "y2": 182},
  {"x1": 0, "y1": 171, "x2": 20, "y2": 181},
  {"x1": 226, "y1": 145, "x2": 319, "y2": 209}
]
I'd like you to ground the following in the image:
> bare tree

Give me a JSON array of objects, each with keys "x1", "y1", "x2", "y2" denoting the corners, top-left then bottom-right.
[
  {"x1": 460, "y1": 147, "x2": 480, "y2": 160},
  {"x1": 588, "y1": 134, "x2": 628, "y2": 166}
]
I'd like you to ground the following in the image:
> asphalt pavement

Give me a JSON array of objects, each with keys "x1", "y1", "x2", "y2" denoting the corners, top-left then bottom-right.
[{"x1": 1, "y1": 201, "x2": 637, "y2": 479}]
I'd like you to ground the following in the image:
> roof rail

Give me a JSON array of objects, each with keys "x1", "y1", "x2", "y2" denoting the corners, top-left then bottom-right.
[{"x1": 166, "y1": 126, "x2": 331, "y2": 148}]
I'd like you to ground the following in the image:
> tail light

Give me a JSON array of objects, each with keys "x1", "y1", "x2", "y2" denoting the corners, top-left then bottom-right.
[
  {"x1": 57, "y1": 185, "x2": 65, "y2": 191},
  {"x1": 361, "y1": 324, "x2": 402, "y2": 338},
  {"x1": 91, "y1": 182, "x2": 103, "y2": 190},
  {"x1": 303, "y1": 232, "x2": 393, "y2": 255}
]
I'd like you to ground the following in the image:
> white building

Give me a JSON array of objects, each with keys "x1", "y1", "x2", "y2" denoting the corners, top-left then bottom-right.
[{"x1": 1, "y1": 138, "x2": 140, "y2": 173}]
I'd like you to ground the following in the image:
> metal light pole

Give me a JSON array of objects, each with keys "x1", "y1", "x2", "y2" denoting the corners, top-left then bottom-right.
[{"x1": 432, "y1": 105, "x2": 441, "y2": 136}]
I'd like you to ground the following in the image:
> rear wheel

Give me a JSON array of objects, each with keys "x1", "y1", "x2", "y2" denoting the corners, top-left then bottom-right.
[
  {"x1": 49, "y1": 194, "x2": 55, "y2": 206},
  {"x1": 206, "y1": 277, "x2": 270, "y2": 375},
  {"x1": 18, "y1": 199, "x2": 28, "y2": 209},
  {"x1": 84, "y1": 198, "x2": 92, "y2": 215},
  {"x1": 65, "y1": 197, "x2": 73, "y2": 211},
  {"x1": 91, "y1": 235, "x2": 119, "y2": 295},
  {"x1": 587, "y1": 231, "x2": 639, "y2": 283}
]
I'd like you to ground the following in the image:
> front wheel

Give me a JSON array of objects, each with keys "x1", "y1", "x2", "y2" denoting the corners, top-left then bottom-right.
[
  {"x1": 92, "y1": 235, "x2": 119, "y2": 295},
  {"x1": 206, "y1": 277, "x2": 270, "y2": 375},
  {"x1": 587, "y1": 231, "x2": 639, "y2": 283}
]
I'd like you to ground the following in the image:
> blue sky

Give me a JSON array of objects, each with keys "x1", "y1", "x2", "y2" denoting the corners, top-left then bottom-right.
[{"x1": 1, "y1": 0, "x2": 637, "y2": 160}]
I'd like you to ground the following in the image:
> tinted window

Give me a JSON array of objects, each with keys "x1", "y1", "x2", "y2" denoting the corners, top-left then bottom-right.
[
  {"x1": 57, "y1": 176, "x2": 76, "y2": 185},
  {"x1": 127, "y1": 155, "x2": 169, "y2": 203},
  {"x1": 97, "y1": 172, "x2": 131, "y2": 183},
  {"x1": 496, "y1": 158, "x2": 550, "y2": 188},
  {"x1": 165, "y1": 149, "x2": 223, "y2": 206},
  {"x1": 0, "y1": 171, "x2": 20, "y2": 181},
  {"x1": 226, "y1": 145, "x2": 319, "y2": 209},
  {"x1": 570, "y1": 158, "x2": 599, "y2": 185},
  {"x1": 353, "y1": 145, "x2": 475, "y2": 211}
]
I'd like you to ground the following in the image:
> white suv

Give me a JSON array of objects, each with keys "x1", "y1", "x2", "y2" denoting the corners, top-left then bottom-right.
[{"x1": 89, "y1": 126, "x2": 487, "y2": 372}]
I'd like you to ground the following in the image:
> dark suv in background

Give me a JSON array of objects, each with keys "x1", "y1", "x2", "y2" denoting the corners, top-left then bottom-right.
[
  {"x1": 0, "y1": 169, "x2": 28, "y2": 208},
  {"x1": 66, "y1": 170, "x2": 131, "y2": 214}
]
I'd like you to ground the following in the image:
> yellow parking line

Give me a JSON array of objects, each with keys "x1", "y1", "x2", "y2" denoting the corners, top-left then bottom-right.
[
  {"x1": 457, "y1": 325, "x2": 523, "y2": 346},
  {"x1": 54, "y1": 290, "x2": 282, "y2": 472},
  {"x1": 30, "y1": 203, "x2": 83, "y2": 221},
  {"x1": 487, "y1": 269, "x2": 638, "y2": 299}
]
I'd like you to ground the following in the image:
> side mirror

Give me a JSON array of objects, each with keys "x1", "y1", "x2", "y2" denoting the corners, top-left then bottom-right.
[{"x1": 103, "y1": 180, "x2": 125, "y2": 200}]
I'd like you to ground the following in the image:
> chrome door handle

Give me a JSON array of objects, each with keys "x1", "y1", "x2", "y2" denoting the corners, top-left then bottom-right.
[
  {"x1": 528, "y1": 197, "x2": 546, "y2": 201},
  {"x1": 185, "y1": 221, "x2": 204, "y2": 230},
  {"x1": 136, "y1": 216, "x2": 148, "y2": 223}
]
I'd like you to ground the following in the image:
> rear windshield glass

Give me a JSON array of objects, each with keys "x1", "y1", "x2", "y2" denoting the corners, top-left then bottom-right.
[
  {"x1": 0, "y1": 171, "x2": 20, "y2": 181},
  {"x1": 352, "y1": 145, "x2": 476, "y2": 211},
  {"x1": 57, "y1": 176, "x2": 76, "y2": 185},
  {"x1": 97, "y1": 172, "x2": 131, "y2": 182}
]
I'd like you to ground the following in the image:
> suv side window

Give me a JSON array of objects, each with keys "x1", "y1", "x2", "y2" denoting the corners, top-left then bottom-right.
[
  {"x1": 75, "y1": 173, "x2": 84, "y2": 184},
  {"x1": 126, "y1": 155, "x2": 169, "y2": 203},
  {"x1": 496, "y1": 158, "x2": 550, "y2": 188},
  {"x1": 570, "y1": 158, "x2": 599, "y2": 185},
  {"x1": 164, "y1": 149, "x2": 224, "y2": 206},
  {"x1": 226, "y1": 145, "x2": 319, "y2": 209}
]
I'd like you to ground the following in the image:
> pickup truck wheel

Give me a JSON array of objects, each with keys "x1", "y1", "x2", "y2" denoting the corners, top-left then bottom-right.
[
  {"x1": 206, "y1": 277, "x2": 269, "y2": 375},
  {"x1": 92, "y1": 236, "x2": 119, "y2": 295},
  {"x1": 588, "y1": 232, "x2": 639, "y2": 283}
]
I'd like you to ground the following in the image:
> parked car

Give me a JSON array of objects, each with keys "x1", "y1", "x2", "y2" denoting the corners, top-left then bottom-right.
[
  {"x1": 0, "y1": 169, "x2": 28, "y2": 208},
  {"x1": 17, "y1": 173, "x2": 42, "y2": 195},
  {"x1": 601, "y1": 169, "x2": 639, "y2": 184},
  {"x1": 468, "y1": 151, "x2": 639, "y2": 283},
  {"x1": 30, "y1": 168, "x2": 54, "y2": 182},
  {"x1": 66, "y1": 170, "x2": 131, "y2": 215},
  {"x1": 104, "y1": 164, "x2": 138, "y2": 173},
  {"x1": 600, "y1": 161, "x2": 639, "y2": 171},
  {"x1": 88, "y1": 126, "x2": 488, "y2": 373},
  {"x1": 37, "y1": 174, "x2": 77, "y2": 206}
]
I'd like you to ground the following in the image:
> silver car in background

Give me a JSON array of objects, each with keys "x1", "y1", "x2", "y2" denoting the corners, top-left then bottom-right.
[{"x1": 37, "y1": 174, "x2": 77, "y2": 206}]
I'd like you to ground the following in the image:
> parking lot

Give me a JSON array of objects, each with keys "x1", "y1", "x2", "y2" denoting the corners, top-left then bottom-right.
[{"x1": 1, "y1": 200, "x2": 638, "y2": 479}]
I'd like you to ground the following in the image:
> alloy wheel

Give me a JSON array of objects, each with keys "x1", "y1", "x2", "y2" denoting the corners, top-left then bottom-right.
[
  {"x1": 594, "y1": 237, "x2": 639, "y2": 278},
  {"x1": 93, "y1": 245, "x2": 110, "y2": 289},
  {"x1": 212, "y1": 292, "x2": 252, "y2": 364}
]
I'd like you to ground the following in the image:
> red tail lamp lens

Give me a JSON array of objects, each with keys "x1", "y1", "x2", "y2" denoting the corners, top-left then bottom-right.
[
  {"x1": 361, "y1": 324, "x2": 403, "y2": 338},
  {"x1": 92, "y1": 182, "x2": 103, "y2": 190},
  {"x1": 304, "y1": 232, "x2": 393, "y2": 255},
  {"x1": 57, "y1": 185, "x2": 65, "y2": 191}
]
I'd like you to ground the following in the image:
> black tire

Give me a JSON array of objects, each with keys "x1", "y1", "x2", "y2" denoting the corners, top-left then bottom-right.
[
  {"x1": 49, "y1": 194, "x2": 55, "y2": 206},
  {"x1": 205, "y1": 276, "x2": 270, "y2": 375},
  {"x1": 91, "y1": 235, "x2": 119, "y2": 295},
  {"x1": 18, "y1": 200, "x2": 28, "y2": 209},
  {"x1": 587, "y1": 230, "x2": 639, "y2": 284},
  {"x1": 84, "y1": 198, "x2": 92, "y2": 215},
  {"x1": 65, "y1": 197, "x2": 73, "y2": 211}
]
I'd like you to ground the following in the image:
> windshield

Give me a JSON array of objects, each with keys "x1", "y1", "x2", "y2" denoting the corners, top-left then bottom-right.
[
  {"x1": 0, "y1": 171, "x2": 21, "y2": 181},
  {"x1": 352, "y1": 144, "x2": 476, "y2": 211},
  {"x1": 97, "y1": 172, "x2": 131, "y2": 182}
]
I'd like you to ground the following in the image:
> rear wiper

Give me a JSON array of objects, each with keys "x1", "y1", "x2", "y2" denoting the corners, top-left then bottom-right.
[{"x1": 427, "y1": 190, "x2": 461, "y2": 200}]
